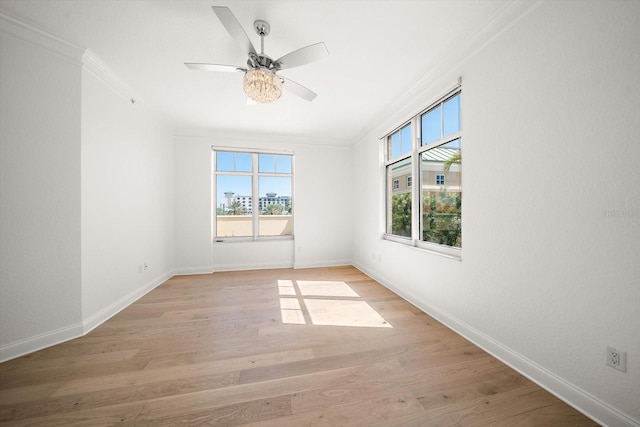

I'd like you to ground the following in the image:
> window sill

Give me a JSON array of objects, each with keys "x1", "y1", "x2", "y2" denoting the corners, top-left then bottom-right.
[
  {"x1": 213, "y1": 235, "x2": 294, "y2": 243},
  {"x1": 382, "y1": 234, "x2": 462, "y2": 261}
]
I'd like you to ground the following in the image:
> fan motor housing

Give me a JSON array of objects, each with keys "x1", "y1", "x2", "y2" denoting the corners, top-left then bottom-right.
[{"x1": 248, "y1": 52, "x2": 279, "y2": 70}]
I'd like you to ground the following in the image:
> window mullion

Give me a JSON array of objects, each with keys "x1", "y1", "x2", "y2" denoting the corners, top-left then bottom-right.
[
  {"x1": 440, "y1": 100, "x2": 445, "y2": 140},
  {"x1": 419, "y1": 131, "x2": 462, "y2": 153},
  {"x1": 411, "y1": 116, "x2": 420, "y2": 245},
  {"x1": 252, "y1": 153, "x2": 259, "y2": 240},
  {"x1": 212, "y1": 152, "x2": 217, "y2": 239}
]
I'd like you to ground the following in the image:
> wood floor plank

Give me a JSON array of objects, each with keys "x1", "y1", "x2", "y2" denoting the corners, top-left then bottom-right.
[
  {"x1": 0, "y1": 266, "x2": 598, "y2": 426},
  {"x1": 243, "y1": 390, "x2": 426, "y2": 427},
  {"x1": 2, "y1": 372, "x2": 239, "y2": 422},
  {"x1": 0, "y1": 356, "x2": 152, "y2": 390},
  {"x1": 0, "y1": 382, "x2": 64, "y2": 406},
  {"x1": 130, "y1": 394, "x2": 292, "y2": 426},
  {"x1": 0, "y1": 349, "x2": 140, "y2": 376}
]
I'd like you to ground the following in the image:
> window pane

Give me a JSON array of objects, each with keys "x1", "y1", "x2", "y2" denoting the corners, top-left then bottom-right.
[
  {"x1": 387, "y1": 157, "x2": 412, "y2": 237},
  {"x1": 389, "y1": 125, "x2": 412, "y2": 161},
  {"x1": 390, "y1": 132, "x2": 401, "y2": 160},
  {"x1": 443, "y1": 94, "x2": 460, "y2": 136},
  {"x1": 276, "y1": 155, "x2": 292, "y2": 173},
  {"x1": 421, "y1": 105, "x2": 441, "y2": 145},
  {"x1": 401, "y1": 124, "x2": 412, "y2": 155},
  {"x1": 420, "y1": 138, "x2": 461, "y2": 248},
  {"x1": 259, "y1": 176, "x2": 292, "y2": 236},
  {"x1": 236, "y1": 153, "x2": 252, "y2": 172},
  {"x1": 216, "y1": 175, "x2": 253, "y2": 237},
  {"x1": 216, "y1": 151, "x2": 252, "y2": 172},
  {"x1": 216, "y1": 151, "x2": 234, "y2": 171},
  {"x1": 259, "y1": 154, "x2": 292, "y2": 173},
  {"x1": 259, "y1": 154, "x2": 275, "y2": 173}
]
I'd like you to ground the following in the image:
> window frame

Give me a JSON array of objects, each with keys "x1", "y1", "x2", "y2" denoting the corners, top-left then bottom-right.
[
  {"x1": 382, "y1": 84, "x2": 462, "y2": 259},
  {"x1": 418, "y1": 136, "x2": 462, "y2": 255},
  {"x1": 385, "y1": 124, "x2": 413, "y2": 240},
  {"x1": 213, "y1": 147, "x2": 294, "y2": 242}
]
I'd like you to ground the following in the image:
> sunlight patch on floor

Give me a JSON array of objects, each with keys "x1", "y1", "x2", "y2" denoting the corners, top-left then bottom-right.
[
  {"x1": 277, "y1": 280, "x2": 392, "y2": 328},
  {"x1": 277, "y1": 280, "x2": 296, "y2": 296},
  {"x1": 304, "y1": 299, "x2": 392, "y2": 328},
  {"x1": 296, "y1": 280, "x2": 359, "y2": 297}
]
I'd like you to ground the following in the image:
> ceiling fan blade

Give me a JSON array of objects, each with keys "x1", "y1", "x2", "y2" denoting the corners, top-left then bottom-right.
[
  {"x1": 281, "y1": 76, "x2": 317, "y2": 102},
  {"x1": 212, "y1": 6, "x2": 257, "y2": 56},
  {"x1": 275, "y1": 42, "x2": 329, "y2": 70},
  {"x1": 185, "y1": 63, "x2": 246, "y2": 73}
]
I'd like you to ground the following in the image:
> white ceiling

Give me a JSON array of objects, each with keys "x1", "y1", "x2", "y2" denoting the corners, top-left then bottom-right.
[{"x1": 0, "y1": 0, "x2": 511, "y2": 145}]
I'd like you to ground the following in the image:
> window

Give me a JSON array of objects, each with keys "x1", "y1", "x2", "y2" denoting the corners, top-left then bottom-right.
[
  {"x1": 214, "y1": 149, "x2": 293, "y2": 239},
  {"x1": 386, "y1": 124, "x2": 412, "y2": 238},
  {"x1": 420, "y1": 92, "x2": 461, "y2": 249},
  {"x1": 384, "y1": 88, "x2": 461, "y2": 254}
]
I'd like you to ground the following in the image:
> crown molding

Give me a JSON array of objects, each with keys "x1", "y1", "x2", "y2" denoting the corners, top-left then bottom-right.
[
  {"x1": 81, "y1": 49, "x2": 140, "y2": 105},
  {"x1": 0, "y1": 11, "x2": 138, "y2": 105},
  {"x1": 0, "y1": 11, "x2": 84, "y2": 62}
]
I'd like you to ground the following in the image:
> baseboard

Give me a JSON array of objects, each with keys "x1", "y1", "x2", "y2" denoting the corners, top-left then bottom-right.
[
  {"x1": 213, "y1": 261, "x2": 294, "y2": 272},
  {"x1": 177, "y1": 261, "x2": 352, "y2": 274},
  {"x1": 82, "y1": 271, "x2": 173, "y2": 335},
  {"x1": 0, "y1": 321, "x2": 84, "y2": 363},
  {"x1": 172, "y1": 267, "x2": 214, "y2": 276},
  {"x1": 0, "y1": 271, "x2": 173, "y2": 363},
  {"x1": 353, "y1": 261, "x2": 639, "y2": 427},
  {"x1": 293, "y1": 259, "x2": 352, "y2": 269}
]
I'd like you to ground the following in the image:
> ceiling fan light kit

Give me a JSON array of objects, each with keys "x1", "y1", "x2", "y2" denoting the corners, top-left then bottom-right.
[
  {"x1": 243, "y1": 68, "x2": 282, "y2": 103},
  {"x1": 185, "y1": 6, "x2": 328, "y2": 104}
]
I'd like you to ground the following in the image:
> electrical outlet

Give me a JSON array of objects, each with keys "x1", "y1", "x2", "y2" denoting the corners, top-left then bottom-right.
[{"x1": 606, "y1": 346, "x2": 627, "y2": 372}]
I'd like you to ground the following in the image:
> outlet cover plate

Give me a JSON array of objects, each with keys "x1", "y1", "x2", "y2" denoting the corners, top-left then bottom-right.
[{"x1": 606, "y1": 346, "x2": 627, "y2": 372}]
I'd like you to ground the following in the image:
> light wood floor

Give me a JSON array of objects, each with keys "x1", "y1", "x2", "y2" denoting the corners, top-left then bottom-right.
[{"x1": 0, "y1": 266, "x2": 597, "y2": 426}]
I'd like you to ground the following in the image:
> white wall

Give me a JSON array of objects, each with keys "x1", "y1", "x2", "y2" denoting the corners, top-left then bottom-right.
[
  {"x1": 352, "y1": 1, "x2": 640, "y2": 426},
  {"x1": 173, "y1": 135, "x2": 214, "y2": 273},
  {"x1": 292, "y1": 143, "x2": 352, "y2": 268},
  {"x1": 174, "y1": 132, "x2": 352, "y2": 273},
  {"x1": 0, "y1": 22, "x2": 83, "y2": 359},
  {"x1": 0, "y1": 16, "x2": 175, "y2": 361},
  {"x1": 80, "y1": 57, "x2": 174, "y2": 329}
]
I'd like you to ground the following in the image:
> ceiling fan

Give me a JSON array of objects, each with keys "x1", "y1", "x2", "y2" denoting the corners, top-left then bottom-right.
[{"x1": 185, "y1": 6, "x2": 329, "y2": 103}]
